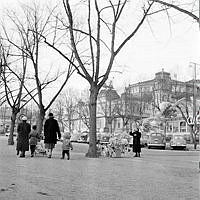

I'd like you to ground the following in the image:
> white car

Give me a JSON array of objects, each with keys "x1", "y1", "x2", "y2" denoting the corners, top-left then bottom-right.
[{"x1": 170, "y1": 134, "x2": 186, "y2": 150}]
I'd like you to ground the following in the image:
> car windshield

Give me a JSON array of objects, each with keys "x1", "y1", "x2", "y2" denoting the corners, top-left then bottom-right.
[
  {"x1": 174, "y1": 135, "x2": 184, "y2": 140},
  {"x1": 151, "y1": 133, "x2": 162, "y2": 137}
]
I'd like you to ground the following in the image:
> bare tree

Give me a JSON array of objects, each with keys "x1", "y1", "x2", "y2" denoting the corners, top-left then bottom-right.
[
  {"x1": 175, "y1": 99, "x2": 199, "y2": 149},
  {"x1": 98, "y1": 82, "x2": 120, "y2": 134},
  {"x1": 150, "y1": 0, "x2": 199, "y2": 23},
  {"x1": 156, "y1": 102, "x2": 177, "y2": 136},
  {"x1": 53, "y1": 98, "x2": 65, "y2": 132},
  {"x1": 115, "y1": 86, "x2": 153, "y2": 133},
  {"x1": 2, "y1": 2, "x2": 75, "y2": 135},
  {"x1": 1, "y1": 34, "x2": 54, "y2": 144},
  {"x1": 0, "y1": 36, "x2": 30, "y2": 145},
  {"x1": 76, "y1": 99, "x2": 90, "y2": 130},
  {"x1": 43, "y1": 0, "x2": 154, "y2": 157},
  {"x1": 149, "y1": 0, "x2": 199, "y2": 148},
  {"x1": 53, "y1": 90, "x2": 78, "y2": 133}
]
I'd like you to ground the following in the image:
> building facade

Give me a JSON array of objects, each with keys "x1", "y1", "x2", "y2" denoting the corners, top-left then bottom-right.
[
  {"x1": 124, "y1": 69, "x2": 200, "y2": 136},
  {"x1": 64, "y1": 69, "x2": 200, "y2": 137}
]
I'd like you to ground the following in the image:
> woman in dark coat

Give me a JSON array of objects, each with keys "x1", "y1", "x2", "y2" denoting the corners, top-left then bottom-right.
[
  {"x1": 44, "y1": 113, "x2": 61, "y2": 158},
  {"x1": 129, "y1": 128, "x2": 141, "y2": 157},
  {"x1": 16, "y1": 116, "x2": 31, "y2": 157}
]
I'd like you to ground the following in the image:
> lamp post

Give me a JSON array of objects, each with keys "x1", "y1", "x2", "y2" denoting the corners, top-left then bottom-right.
[
  {"x1": 189, "y1": 62, "x2": 200, "y2": 169},
  {"x1": 189, "y1": 62, "x2": 199, "y2": 142}
]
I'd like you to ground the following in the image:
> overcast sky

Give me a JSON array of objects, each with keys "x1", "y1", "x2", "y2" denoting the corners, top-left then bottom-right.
[{"x1": 1, "y1": 0, "x2": 199, "y2": 93}]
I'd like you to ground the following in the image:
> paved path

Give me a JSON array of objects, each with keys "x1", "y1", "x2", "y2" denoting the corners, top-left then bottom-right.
[{"x1": 0, "y1": 136, "x2": 199, "y2": 200}]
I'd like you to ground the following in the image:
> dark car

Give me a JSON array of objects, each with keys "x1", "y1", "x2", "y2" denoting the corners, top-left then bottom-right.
[
  {"x1": 140, "y1": 135, "x2": 148, "y2": 147},
  {"x1": 147, "y1": 132, "x2": 166, "y2": 149},
  {"x1": 170, "y1": 134, "x2": 186, "y2": 150},
  {"x1": 77, "y1": 131, "x2": 89, "y2": 143},
  {"x1": 100, "y1": 135, "x2": 110, "y2": 144}
]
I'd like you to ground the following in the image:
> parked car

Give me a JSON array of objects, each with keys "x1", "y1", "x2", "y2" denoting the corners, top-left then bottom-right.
[
  {"x1": 77, "y1": 131, "x2": 89, "y2": 143},
  {"x1": 140, "y1": 135, "x2": 148, "y2": 147},
  {"x1": 147, "y1": 132, "x2": 166, "y2": 149},
  {"x1": 170, "y1": 134, "x2": 186, "y2": 150},
  {"x1": 100, "y1": 135, "x2": 110, "y2": 144}
]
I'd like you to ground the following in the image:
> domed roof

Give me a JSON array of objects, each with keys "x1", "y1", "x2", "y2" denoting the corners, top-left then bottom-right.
[{"x1": 98, "y1": 88, "x2": 120, "y2": 100}]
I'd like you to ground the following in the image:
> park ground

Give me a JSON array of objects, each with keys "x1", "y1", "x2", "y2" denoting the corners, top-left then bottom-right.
[{"x1": 0, "y1": 136, "x2": 199, "y2": 200}]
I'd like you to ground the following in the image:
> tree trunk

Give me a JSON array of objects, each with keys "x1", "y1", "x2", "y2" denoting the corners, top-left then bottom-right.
[
  {"x1": 8, "y1": 113, "x2": 17, "y2": 145},
  {"x1": 37, "y1": 108, "x2": 45, "y2": 137},
  {"x1": 86, "y1": 84, "x2": 98, "y2": 158},
  {"x1": 189, "y1": 125, "x2": 197, "y2": 149},
  {"x1": 163, "y1": 120, "x2": 167, "y2": 137},
  {"x1": 193, "y1": 132, "x2": 197, "y2": 150},
  {"x1": 68, "y1": 115, "x2": 72, "y2": 133}
]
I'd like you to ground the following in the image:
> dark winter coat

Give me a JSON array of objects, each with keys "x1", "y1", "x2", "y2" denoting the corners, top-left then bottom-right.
[
  {"x1": 44, "y1": 117, "x2": 61, "y2": 144},
  {"x1": 16, "y1": 121, "x2": 31, "y2": 151},
  {"x1": 130, "y1": 130, "x2": 141, "y2": 153}
]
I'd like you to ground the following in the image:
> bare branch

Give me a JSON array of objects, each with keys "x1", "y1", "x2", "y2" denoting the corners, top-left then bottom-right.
[
  {"x1": 150, "y1": 0, "x2": 199, "y2": 22},
  {"x1": 115, "y1": 2, "x2": 154, "y2": 56},
  {"x1": 63, "y1": 0, "x2": 93, "y2": 83}
]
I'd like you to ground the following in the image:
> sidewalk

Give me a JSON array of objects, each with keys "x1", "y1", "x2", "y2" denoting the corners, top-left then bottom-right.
[{"x1": 0, "y1": 136, "x2": 199, "y2": 200}]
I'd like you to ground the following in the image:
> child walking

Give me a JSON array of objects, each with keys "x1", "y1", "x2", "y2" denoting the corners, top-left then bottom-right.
[
  {"x1": 61, "y1": 132, "x2": 73, "y2": 160},
  {"x1": 29, "y1": 125, "x2": 40, "y2": 157}
]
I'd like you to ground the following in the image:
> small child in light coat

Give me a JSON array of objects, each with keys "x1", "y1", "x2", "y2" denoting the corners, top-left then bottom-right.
[
  {"x1": 29, "y1": 125, "x2": 40, "y2": 157},
  {"x1": 61, "y1": 132, "x2": 73, "y2": 160}
]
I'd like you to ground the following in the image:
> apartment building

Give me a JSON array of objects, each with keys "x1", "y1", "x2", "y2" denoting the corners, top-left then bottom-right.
[{"x1": 124, "y1": 69, "x2": 200, "y2": 135}]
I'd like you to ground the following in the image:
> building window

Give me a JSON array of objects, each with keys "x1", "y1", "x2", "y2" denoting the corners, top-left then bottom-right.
[
  {"x1": 167, "y1": 122, "x2": 173, "y2": 132},
  {"x1": 180, "y1": 121, "x2": 186, "y2": 132},
  {"x1": 173, "y1": 122, "x2": 179, "y2": 133},
  {"x1": 118, "y1": 122, "x2": 120, "y2": 128},
  {"x1": 187, "y1": 124, "x2": 192, "y2": 132}
]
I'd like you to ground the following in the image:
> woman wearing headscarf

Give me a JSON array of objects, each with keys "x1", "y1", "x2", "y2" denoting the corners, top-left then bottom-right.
[{"x1": 16, "y1": 116, "x2": 31, "y2": 157}]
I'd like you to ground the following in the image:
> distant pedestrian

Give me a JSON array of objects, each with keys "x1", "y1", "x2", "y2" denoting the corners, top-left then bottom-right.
[
  {"x1": 29, "y1": 125, "x2": 40, "y2": 157},
  {"x1": 129, "y1": 128, "x2": 141, "y2": 157},
  {"x1": 60, "y1": 132, "x2": 73, "y2": 160},
  {"x1": 44, "y1": 113, "x2": 61, "y2": 158},
  {"x1": 16, "y1": 116, "x2": 31, "y2": 158}
]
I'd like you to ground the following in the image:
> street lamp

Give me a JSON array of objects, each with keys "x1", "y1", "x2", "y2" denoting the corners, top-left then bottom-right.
[
  {"x1": 189, "y1": 62, "x2": 200, "y2": 169},
  {"x1": 189, "y1": 62, "x2": 197, "y2": 135},
  {"x1": 189, "y1": 62, "x2": 200, "y2": 134}
]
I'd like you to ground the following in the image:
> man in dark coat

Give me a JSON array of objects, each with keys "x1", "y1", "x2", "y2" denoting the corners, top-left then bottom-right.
[
  {"x1": 44, "y1": 113, "x2": 61, "y2": 158},
  {"x1": 129, "y1": 128, "x2": 141, "y2": 157},
  {"x1": 16, "y1": 116, "x2": 31, "y2": 158}
]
